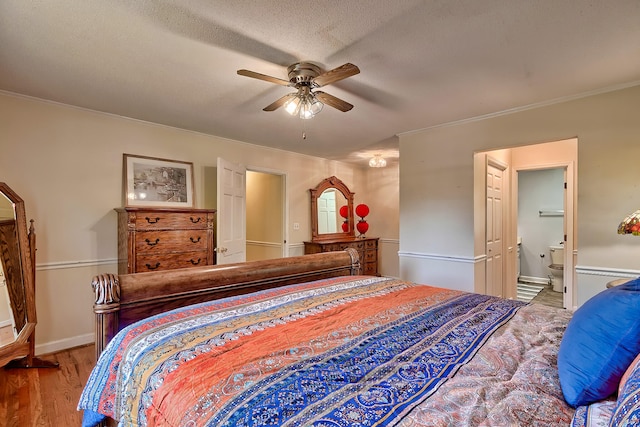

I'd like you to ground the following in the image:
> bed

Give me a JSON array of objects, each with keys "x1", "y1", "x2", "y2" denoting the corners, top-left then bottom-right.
[{"x1": 78, "y1": 249, "x2": 640, "y2": 426}]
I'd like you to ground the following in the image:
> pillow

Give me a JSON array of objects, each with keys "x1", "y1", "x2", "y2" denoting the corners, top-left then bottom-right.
[
  {"x1": 618, "y1": 352, "x2": 640, "y2": 396},
  {"x1": 558, "y1": 277, "x2": 640, "y2": 407},
  {"x1": 610, "y1": 351, "x2": 640, "y2": 426},
  {"x1": 570, "y1": 398, "x2": 616, "y2": 427}
]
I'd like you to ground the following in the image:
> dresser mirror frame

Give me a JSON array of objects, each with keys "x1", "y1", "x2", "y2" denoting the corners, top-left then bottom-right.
[
  {"x1": 0, "y1": 183, "x2": 57, "y2": 368},
  {"x1": 310, "y1": 176, "x2": 355, "y2": 241}
]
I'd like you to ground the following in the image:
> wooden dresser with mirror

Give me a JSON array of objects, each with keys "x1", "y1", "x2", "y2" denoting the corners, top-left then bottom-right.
[{"x1": 303, "y1": 176, "x2": 379, "y2": 276}]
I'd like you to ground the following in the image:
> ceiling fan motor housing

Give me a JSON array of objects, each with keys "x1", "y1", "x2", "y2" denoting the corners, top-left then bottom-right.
[{"x1": 287, "y1": 62, "x2": 321, "y2": 86}]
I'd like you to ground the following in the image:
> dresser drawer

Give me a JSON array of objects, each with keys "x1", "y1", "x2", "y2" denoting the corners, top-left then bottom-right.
[
  {"x1": 319, "y1": 241, "x2": 365, "y2": 252},
  {"x1": 363, "y1": 250, "x2": 377, "y2": 262},
  {"x1": 340, "y1": 241, "x2": 364, "y2": 251},
  {"x1": 134, "y1": 230, "x2": 209, "y2": 253},
  {"x1": 363, "y1": 263, "x2": 377, "y2": 276},
  {"x1": 133, "y1": 211, "x2": 211, "y2": 230},
  {"x1": 135, "y1": 251, "x2": 209, "y2": 272}
]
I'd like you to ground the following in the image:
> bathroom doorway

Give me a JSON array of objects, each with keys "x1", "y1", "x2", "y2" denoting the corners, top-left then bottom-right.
[
  {"x1": 475, "y1": 137, "x2": 577, "y2": 310},
  {"x1": 516, "y1": 167, "x2": 565, "y2": 308}
]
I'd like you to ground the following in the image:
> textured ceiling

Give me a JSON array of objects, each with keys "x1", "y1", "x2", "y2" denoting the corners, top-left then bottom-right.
[{"x1": 1, "y1": 1, "x2": 639, "y2": 166}]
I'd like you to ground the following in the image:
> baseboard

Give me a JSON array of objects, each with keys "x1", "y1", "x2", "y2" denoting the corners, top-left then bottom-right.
[{"x1": 36, "y1": 332, "x2": 94, "y2": 356}]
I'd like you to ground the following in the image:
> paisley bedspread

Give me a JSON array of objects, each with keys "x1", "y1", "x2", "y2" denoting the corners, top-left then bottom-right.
[{"x1": 78, "y1": 276, "x2": 573, "y2": 426}]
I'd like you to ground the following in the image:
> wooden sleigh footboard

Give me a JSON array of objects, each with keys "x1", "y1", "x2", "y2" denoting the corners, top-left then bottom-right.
[{"x1": 91, "y1": 249, "x2": 360, "y2": 358}]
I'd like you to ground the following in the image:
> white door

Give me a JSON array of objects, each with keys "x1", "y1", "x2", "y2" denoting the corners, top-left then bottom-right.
[
  {"x1": 217, "y1": 158, "x2": 246, "y2": 264},
  {"x1": 318, "y1": 190, "x2": 337, "y2": 233},
  {"x1": 486, "y1": 161, "x2": 505, "y2": 297}
]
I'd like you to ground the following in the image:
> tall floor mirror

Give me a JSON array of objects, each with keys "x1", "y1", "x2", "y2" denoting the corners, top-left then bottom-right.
[{"x1": 0, "y1": 183, "x2": 57, "y2": 368}]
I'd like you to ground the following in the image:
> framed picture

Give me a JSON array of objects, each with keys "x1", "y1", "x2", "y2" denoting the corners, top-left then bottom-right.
[{"x1": 123, "y1": 154, "x2": 195, "y2": 207}]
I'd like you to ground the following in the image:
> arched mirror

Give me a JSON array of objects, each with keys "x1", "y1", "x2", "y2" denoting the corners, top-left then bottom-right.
[
  {"x1": 310, "y1": 176, "x2": 355, "y2": 241},
  {"x1": 0, "y1": 183, "x2": 57, "y2": 368}
]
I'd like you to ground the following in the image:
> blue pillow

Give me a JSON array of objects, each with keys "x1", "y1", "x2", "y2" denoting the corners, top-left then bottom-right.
[{"x1": 558, "y1": 277, "x2": 640, "y2": 407}]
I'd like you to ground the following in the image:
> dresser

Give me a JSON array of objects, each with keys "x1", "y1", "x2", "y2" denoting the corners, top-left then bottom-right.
[
  {"x1": 304, "y1": 237, "x2": 379, "y2": 276},
  {"x1": 116, "y1": 207, "x2": 216, "y2": 274}
]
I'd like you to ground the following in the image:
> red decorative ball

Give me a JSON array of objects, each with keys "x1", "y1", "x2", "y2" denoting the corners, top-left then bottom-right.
[
  {"x1": 339, "y1": 205, "x2": 349, "y2": 218},
  {"x1": 356, "y1": 220, "x2": 369, "y2": 235},
  {"x1": 341, "y1": 221, "x2": 349, "y2": 232},
  {"x1": 355, "y1": 204, "x2": 369, "y2": 218}
]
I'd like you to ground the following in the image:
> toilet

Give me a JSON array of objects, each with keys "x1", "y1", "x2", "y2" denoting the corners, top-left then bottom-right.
[{"x1": 549, "y1": 245, "x2": 564, "y2": 292}]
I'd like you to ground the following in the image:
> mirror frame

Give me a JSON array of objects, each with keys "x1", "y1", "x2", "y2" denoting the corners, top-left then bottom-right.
[
  {"x1": 310, "y1": 176, "x2": 355, "y2": 241},
  {"x1": 0, "y1": 182, "x2": 37, "y2": 367}
]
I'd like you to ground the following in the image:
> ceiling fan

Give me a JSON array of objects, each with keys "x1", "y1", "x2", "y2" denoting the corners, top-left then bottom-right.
[{"x1": 237, "y1": 62, "x2": 360, "y2": 119}]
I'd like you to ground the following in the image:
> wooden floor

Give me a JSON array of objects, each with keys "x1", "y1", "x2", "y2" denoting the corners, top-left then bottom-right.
[
  {"x1": 531, "y1": 285, "x2": 564, "y2": 308},
  {"x1": 0, "y1": 344, "x2": 95, "y2": 427}
]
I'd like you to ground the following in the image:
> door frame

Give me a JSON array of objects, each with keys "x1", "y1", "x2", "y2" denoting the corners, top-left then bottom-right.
[
  {"x1": 474, "y1": 138, "x2": 577, "y2": 309},
  {"x1": 512, "y1": 162, "x2": 574, "y2": 309}
]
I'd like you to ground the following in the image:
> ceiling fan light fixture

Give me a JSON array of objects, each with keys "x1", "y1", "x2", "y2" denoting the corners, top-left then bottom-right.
[
  {"x1": 305, "y1": 95, "x2": 323, "y2": 118},
  {"x1": 284, "y1": 87, "x2": 323, "y2": 119},
  {"x1": 369, "y1": 154, "x2": 387, "y2": 168},
  {"x1": 284, "y1": 96, "x2": 301, "y2": 115},
  {"x1": 239, "y1": 62, "x2": 358, "y2": 117}
]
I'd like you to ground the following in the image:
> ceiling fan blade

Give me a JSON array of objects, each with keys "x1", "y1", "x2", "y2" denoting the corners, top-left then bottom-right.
[
  {"x1": 315, "y1": 91, "x2": 354, "y2": 112},
  {"x1": 313, "y1": 63, "x2": 360, "y2": 87},
  {"x1": 237, "y1": 69, "x2": 291, "y2": 86},
  {"x1": 263, "y1": 93, "x2": 296, "y2": 111}
]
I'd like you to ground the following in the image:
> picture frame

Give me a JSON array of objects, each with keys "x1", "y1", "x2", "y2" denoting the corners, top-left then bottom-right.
[{"x1": 123, "y1": 154, "x2": 195, "y2": 208}]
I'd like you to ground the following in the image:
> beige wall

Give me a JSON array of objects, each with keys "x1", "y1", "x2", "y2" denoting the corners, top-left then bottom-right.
[
  {"x1": 399, "y1": 84, "x2": 640, "y2": 306},
  {"x1": 363, "y1": 164, "x2": 400, "y2": 278},
  {"x1": 0, "y1": 92, "x2": 400, "y2": 354}
]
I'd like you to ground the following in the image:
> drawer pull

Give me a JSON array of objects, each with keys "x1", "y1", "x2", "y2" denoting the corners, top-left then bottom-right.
[
  {"x1": 190, "y1": 236, "x2": 201, "y2": 243},
  {"x1": 145, "y1": 262, "x2": 161, "y2": 270},
  {"x1": 190, "y1": 258, "x2": 202, "y2": 265},
  {"x1": 145, "y1": 238, "x2": 160, "y2": 246},
  {"x1": 145, "y1": 217, "x2": 161, "y2": 224},
  {"x1": 190, "y1": 217, "x2": 202, "y2": 224}
]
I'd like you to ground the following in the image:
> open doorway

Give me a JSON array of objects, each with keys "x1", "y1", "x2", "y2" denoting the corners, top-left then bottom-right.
[
  {"x1": 246, "y1": 170, "x2": 286, "y2": 261},
  {"x1": 474, "y1": 138, "x2": 577, "y2": 310},
  {"x1": 204, "y1": 164, "x2": 287, "y2": 263},
  {"x1": 516, "y1": 167, "x2": 565, "y2": 309}
]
